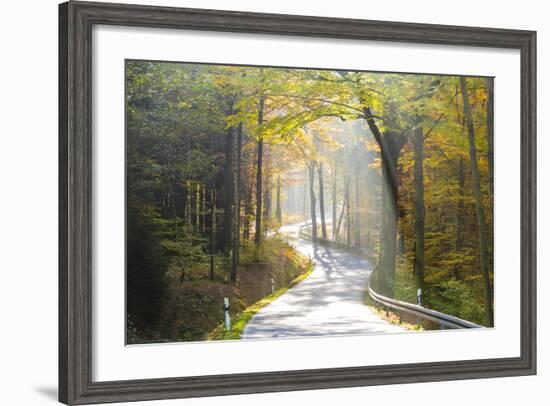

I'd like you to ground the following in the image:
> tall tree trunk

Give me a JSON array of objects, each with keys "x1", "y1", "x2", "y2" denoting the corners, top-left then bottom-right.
[
  {"x1": 275, "y1": 176, "x2": 282, "y2": 224},
  {"x1": 363, "y1": 108, "x2": 406, "y2": 297},
  {"x1": 364, "y1": 170, "x2": 370, "y2": 248},
  {"x1": 454, "y1": 157, "x2": 465, "y2": 280},
  {"x1": 413, "y1": 127, "x2": 425, "y2": 293},
  {"x1": 169, "y1": 182, "x2": 178, "y2": 238},
  {"x1": 486, "y1": 78, "x2": 494, "y2": 207},
  {"x1": 307, "y1": 163, "x2": 318, "y2": 241},
  {"x1": 202, "y1": 187, "x2": 206, "y2": 233},
  {"x1": 318, "y1": 162, "x2": 327, "y2": 239},
  {"x1": 186, "y1": 181, "x2": 192, "y2": 231},
  {"x1": 263, "y1": 147, "x2": 272, "y2": 223},
  {"x1": 378, "y1": 155, "x2": 399, "y2": 295},
  {"x1": 335, "y1": 199, "x2": 346, "y2": 241},
  {"x1": 398, "y1": 232, "x2": 405, "y2": 256},
  {"x1": 303, "y1": 169, "x2": 308, "y2": 220},
  {"x1": 398, "y1": 206, "x2": 406, "y2": 256},
  {"x1": 243, "y1": 182, "x2": 252, "y2": 242},
  {"x1": 222, "y1": 120, "x2": 234, "y2": 255},
  {"x1": 209, "y1": 188, "x2": 216, "y2": 281},
  {"x1": 460, "y1": 77, "x2": 493, "y2": 326},
  {"x1": 353, "y1": 154, "x2": 361, "y2": 248},
  {"x1": 254, "y1": 96, "x2": 265, "y2": 246},
  {"x1": 335, "y1": 162, "x2": 349, "y2": 242},
  {"x1": 181, "y1": 186, "x2": 187, "y2": 229},
  {"x1": 332, "y1": 165, "x2": 337, "y2": 240},
  {"x1": 230, "y1": 122, "x2": 243, "y2": 282},
  {"x1": 193, "y1": 183, "x2": 198, "y2": 231},
  {"x1": 485, "y1": 78, "x2": 494, "y2": 283},
  {"x1": 345, "y1": 166, "x2": 351, "y2": 247},
  {"x1": 364, "y1": 150, "x2": 376, "y2": 249},
  {"x1": 264, "y1": 180, "x2": 271, "y2": 222},
  {"x1": 243, "y1": 143, "x2": 253, "y2": 242},
  {"x1": 196, "y1": 183, "x2": 200, "y2": 230}
]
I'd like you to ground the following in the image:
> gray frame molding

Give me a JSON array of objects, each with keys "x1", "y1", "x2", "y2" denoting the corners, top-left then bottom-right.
[{"x1": 59, "y1": 1, "x2": 537, "y2": 404}]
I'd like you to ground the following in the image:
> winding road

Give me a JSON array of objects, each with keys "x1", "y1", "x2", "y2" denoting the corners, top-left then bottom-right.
[{"x1": 242, "y1": 222, "x2": 406, "y2": 339}]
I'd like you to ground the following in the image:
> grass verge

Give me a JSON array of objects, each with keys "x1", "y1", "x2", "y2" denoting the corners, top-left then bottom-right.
[
  {"x1": 364, "y1": 287, "x2": 423, "y2": 332},
  {"x1": 207, "y1": 260, "x2": 314, "y2": 340}
]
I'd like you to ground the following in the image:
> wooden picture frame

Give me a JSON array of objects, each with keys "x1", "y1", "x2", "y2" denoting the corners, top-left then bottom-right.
[{"x1": 59, "y1": 1, "x2": 536, "y2": 404}]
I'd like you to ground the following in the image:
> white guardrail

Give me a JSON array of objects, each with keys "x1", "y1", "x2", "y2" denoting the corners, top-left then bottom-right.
[{"x1": 298, "y1": 223, "x2": 482, "y2": 330}]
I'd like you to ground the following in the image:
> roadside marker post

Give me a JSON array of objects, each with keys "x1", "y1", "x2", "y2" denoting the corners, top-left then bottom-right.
[
  {"x1": 271, "y1": 277, "x2": 275, "y2": 294},
  {"x1": 224, "y1": 297, "x2": 231, "y2": 331},
  {"x1": 416, "y1": 289, "x2": 423, "y2": 326},
  {"x1": 417, "y1": 288, "x2": 423, "y2": 306}
]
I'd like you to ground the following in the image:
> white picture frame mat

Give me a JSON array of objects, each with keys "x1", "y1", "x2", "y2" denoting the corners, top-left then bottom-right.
[{"x1": 92, "y1": 24, "x2": 521, "y2": 382}]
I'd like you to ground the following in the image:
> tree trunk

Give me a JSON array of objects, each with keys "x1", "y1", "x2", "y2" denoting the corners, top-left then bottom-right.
[
  {"x1": 202, "y1": 187, "x2": 206, "y2": 233},
  {"x1": 345, "y1": 166, "x2": 351, "y2": 247},
  {"x1": 364, "y1": 150, "x2": 376, "y2": 249},
  {"x1": 486, "y1": 78, "x2": 494, "y2": 207},
  {"x1": 413, "y1": 126, "x2": 425, "y2": 293},
  {"x1": 243, "y1": 141, "x2": 253, "y2": 242},
  {"x1": 485, "y1": 78, "x2": 494, "y2": 284},
  {"x1": 222, "y1": 121, "x2": 234, "y2": 255},
  {"x1": 263, "y1": 148, "x2": 272, "y2": 223},
  {"x1": 460, "y1": 77, "x2": 493, "y2": 326},
  {"x1": 308, "y1": 163, "x2": 318, "y2": 241},
  {"x1": 378, "y1": 155, "x2": 399, "y2": 296},
  {"x1": 335, "y1": 199, "x2": 345, "y2": 241},
  {"x1": 318, "y1": 162, "x2": 327, "y2": 239},
  {"x1": 303, "y1": 169, "x2": 308, "y2": 220},
  {"x1": 353, "y1": 155, "x2": 361, "y2": 248},
  {"x1": 275, "y1": 176, "x2": 282, "y2": 224},
  {"x1": 186, "y1": 180, "x2": 192, "y2": 231},
  {"x1": 398, "y1": 226, "x2": 405, "y2": 256},
  {"x1": 169, "y1": 182, "x2": 178, "y2": 238},
  {"x1": 181, "y1": 185, "x2": 187, "y2": 229},
  {"x1": 332, "y1": 165, "x2": 337, "y2": 240},
  {"x1": 264, "y1": 180, "x2": 271, "y2": 222},
  {"x1": 454, "y1": 157, "x2": 465, "y2": 280},
  {"x1": 230, "y1": 122, "x2": 243, "y2": 282},
  {"x1": 196, "y1": 183, "x2": 200, "y2": 230},
  {"x1": 254, "y1": 96, "x2": 265, "y2": 246},
  {"x1": 364, "y1": 181, "x2": 370, "y2": 248},
  {"x1": 243, "y1": 183, "x2": 252, "y2": 242},
  {"x1": 209, "y1": 188, "x2": 216, "y2": 281},
  {"x1": 363, "y1": 107, "x2": 406, "y2": 297}
]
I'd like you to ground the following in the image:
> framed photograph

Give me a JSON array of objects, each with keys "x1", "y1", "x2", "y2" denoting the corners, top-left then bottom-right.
[{"x1": 59, "y1": 1, "x2": 536, "y2": 404}]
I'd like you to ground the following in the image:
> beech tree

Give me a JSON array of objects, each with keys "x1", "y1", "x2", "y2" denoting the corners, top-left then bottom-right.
[{"x1": 460, "y1": 77, "x2": 493, "y2": 326}]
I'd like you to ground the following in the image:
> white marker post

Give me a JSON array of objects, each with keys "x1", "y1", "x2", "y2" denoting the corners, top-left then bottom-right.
[
  {"x1": 271, "y1": 277, "x2": 275, "y2": 294},
  {"x1": 416, "y1": 288, "x2": 423, "y2": 327},
  {"x1": 417, "y1": 288, "x2": 423, "y2": 306},
  {"x1": 224, "y1": 297, "x2": 231, "y2": 331}
]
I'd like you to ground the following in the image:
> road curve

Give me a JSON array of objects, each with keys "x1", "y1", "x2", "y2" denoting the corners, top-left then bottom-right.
[{"x1": 241, "y1": 223, "x2": 407, "y2": 339}]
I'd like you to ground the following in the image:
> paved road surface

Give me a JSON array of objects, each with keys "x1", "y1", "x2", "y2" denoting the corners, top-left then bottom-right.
[{"x1": 242, "y1": 223, "x2": 406, "y2": 339}]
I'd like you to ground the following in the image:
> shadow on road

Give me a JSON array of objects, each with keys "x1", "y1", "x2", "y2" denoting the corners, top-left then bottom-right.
[{"x1": 242, "y1": 223, "x2": 407, "y2": 339}]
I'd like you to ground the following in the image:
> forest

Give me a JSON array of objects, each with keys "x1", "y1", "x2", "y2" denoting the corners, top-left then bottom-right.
[{"x1": 126, "y1": 60, "x2": 493, "y2": 343}]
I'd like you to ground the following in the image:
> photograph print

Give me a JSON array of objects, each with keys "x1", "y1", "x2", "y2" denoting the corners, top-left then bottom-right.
[{"x1": 126, "y1": 60, "x2": 494, "y2": 345}]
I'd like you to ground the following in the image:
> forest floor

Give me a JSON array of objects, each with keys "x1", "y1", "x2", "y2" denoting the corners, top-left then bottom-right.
[
  {"x1": 241, "y1": 223, "x2": 408, "y2": 339},
  {"x1": 143, "y1": 236, "x2": 313, "y2": 344},
  {"x1": 207, "y1": 260, "x2": 314, "y2": 341}
]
